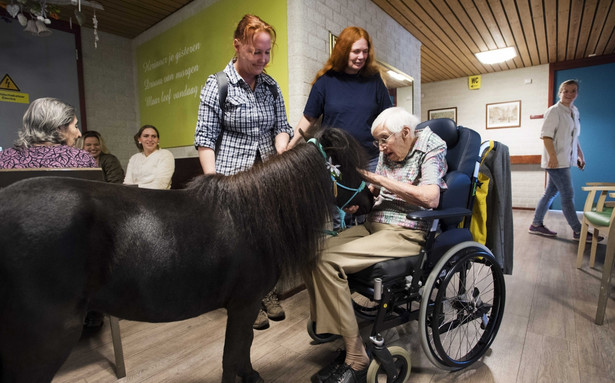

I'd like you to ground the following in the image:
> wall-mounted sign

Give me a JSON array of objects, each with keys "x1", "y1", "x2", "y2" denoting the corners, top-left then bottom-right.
[
  {"x1": 469, "y1": 75, "x2": 481, "y2": 90},
  {"x1": 0, "y1": 74, "x2": 29, "y2": 104}
]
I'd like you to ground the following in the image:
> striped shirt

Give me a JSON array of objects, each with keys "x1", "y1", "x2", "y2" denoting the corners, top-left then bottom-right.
[
  {"x1": 369, "y1": 127, "x2": 448, "y2": 230},
  {"x1": 194, "y1": 60, "x2": 293, "y2": 176}
]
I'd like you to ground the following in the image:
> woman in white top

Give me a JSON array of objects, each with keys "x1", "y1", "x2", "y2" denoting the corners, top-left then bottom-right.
[
  {"x1": 124, "y1": 125, "x2": 175, "y2": 189},
  {"x1": 529, "y1": 79, "x2": 600, "y2": 242}
]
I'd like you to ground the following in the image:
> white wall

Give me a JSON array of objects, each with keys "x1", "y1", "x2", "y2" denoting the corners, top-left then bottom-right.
[
  {"x1": 421, "y1": 65, "x2": 551, "y2": 208},
  {"x1": 397, "y1": 86, "x2": 413, "y2": 113}
]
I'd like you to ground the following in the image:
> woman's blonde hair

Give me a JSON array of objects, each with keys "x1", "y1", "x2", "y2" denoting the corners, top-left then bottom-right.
[
  {"x1": 558, "y1": 79, "x2": 579, "y2": 94},
  {"x1": 78, "y1": 130, "x2": 110, "y2": 154},
  {"x1": 313, "y1": 26, "x2": 380, "y2": 84}
]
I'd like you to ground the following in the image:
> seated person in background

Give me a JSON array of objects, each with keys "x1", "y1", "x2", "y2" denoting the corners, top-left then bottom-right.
[
  {"x1": 304, "y1": 107, "x2": 447, "y2": 383},
  {"x1": 76, "y1": 130, "x2": 125, "y2": 331},
  {"x1": 78, "y1": 130, "x2": 125, "y2": 183},
  {"x1": 0, "y1": 97, "x2": 95, "y2": 169},
  {"x1": 124, "y1": 125, "x2": 175, "y2": 189}
]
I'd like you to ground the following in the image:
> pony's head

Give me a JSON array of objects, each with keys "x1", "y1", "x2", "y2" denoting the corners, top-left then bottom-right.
[{"x1": 310, "y1": 128, "x2": 374, "y2": 215}]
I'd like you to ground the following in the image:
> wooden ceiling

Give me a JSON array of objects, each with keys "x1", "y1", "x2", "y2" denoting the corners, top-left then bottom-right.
[
  {"x1": 373, "y1": 0, "x2": 615, "y2": 83},
  {"x1": 4, "y1": 0, "x2": 614, "y2": 83}
]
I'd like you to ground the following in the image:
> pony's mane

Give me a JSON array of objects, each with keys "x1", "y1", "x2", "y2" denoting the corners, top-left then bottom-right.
[{"x1": 185, "y1": 143, "x2": 333, "y2": 276}]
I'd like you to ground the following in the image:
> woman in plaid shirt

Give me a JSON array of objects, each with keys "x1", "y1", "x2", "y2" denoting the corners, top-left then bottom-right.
[
  {"x1": 194, "y1": 14, "x2": 293, "y2": 176},
  {"x1": 193, "y1": 14, "x2": 293, "y2": 330}
]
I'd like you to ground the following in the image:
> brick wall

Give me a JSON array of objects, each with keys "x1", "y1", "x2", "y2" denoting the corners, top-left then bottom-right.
[{"x1": 81, "y1": 28, "x2": 137, "y2": 170}]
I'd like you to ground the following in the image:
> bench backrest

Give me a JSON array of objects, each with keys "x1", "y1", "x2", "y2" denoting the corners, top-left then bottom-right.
[{"x1": 0, "y1": 168, "x2": 104, "y2": 188}]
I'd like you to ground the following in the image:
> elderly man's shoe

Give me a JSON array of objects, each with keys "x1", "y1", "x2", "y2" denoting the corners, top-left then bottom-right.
[
  {"x1": 312, "y1": 349, "x2": 346, "y2": 382},
  {"x1": 323, "y1": 363, "x2": 367, "y2": 383}
]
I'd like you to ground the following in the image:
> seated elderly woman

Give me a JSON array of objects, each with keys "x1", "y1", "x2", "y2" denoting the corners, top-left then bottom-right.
[
  {"x1": 0, "y1": 97, "x2": 95, "y2": 168},
  {"x1": 304, "y1": 107, "x2": 447, "y2": 383}
]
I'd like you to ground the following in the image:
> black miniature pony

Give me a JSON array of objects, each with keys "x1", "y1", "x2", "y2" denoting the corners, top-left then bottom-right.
[{"x1": 0, "y1": 128, "x2": 372, "y2": 383}]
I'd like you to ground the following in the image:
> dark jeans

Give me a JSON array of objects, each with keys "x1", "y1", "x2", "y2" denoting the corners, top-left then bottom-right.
[{"x1": 532, "y1": 167, "x2": 581, "y2": 233}]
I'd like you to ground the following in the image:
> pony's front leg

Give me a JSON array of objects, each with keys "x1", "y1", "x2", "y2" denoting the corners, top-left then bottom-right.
[{"x1": 221, "y1": 302, "x2": 263, "y2": 383}]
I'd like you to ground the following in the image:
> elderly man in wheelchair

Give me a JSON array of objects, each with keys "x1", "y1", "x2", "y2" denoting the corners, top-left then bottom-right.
[{"x1": 304, "y1": 107, "x2": 506, "y2": 383}]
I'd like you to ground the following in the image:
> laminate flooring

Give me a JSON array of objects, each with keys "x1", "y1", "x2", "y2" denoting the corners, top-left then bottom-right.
[{"x1": 53, "y1": 210, "x2": 615, "y2": 383}]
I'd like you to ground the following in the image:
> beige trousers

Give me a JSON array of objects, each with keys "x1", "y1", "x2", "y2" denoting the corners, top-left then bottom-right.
[{"x1": 304, "y1": 221, "x2": 425, "y2": 337}]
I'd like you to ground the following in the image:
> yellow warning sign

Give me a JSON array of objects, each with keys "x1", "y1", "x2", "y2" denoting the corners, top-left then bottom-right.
[
  {"x1": 1, "y1": 74, "x2": 20, "y2": 91},
  {"x1": 468, "y1": 75, "x2": 481, "y2": 90},
  {"x1": 0, "y1": 90, "x2": 29, "y2": 104}
]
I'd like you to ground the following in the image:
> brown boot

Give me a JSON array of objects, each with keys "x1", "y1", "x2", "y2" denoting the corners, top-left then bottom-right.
[
  {"x1": 253, "y1": 308, "x2": 269, "y2": 330},
  {"x1": 262, "y1": 290, "x2": 285, "y2": 320}
]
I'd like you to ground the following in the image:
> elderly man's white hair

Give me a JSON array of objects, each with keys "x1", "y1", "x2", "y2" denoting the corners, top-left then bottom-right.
[{"x1": 370, "y1": 107, "x2": 420, "y2": 135}]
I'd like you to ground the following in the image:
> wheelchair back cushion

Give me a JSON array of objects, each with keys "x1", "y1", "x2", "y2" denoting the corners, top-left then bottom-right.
[
  {"x1": 417, "y1": 118, "x2": 481, "y2": 228},
  {"x1": 416, "y1": 118, "x2": 480, "y2": 178}
]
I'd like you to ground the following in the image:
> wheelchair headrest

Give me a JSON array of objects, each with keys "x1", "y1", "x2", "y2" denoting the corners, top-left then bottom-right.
[
  {"x1": 416, "y1": 118, "x2": 458, "y2": 148},
  {"x1": 417, "y1": 118, "x2": 480, "y2": 176}
]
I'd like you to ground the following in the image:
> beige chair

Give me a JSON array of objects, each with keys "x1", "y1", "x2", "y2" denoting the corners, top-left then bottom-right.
[
  {"x1": 0, "y1": 168, "x2": 126, "y2": 378},
  {"x1": 575, "y1": 182, "x2": 615, "y2": 325}
]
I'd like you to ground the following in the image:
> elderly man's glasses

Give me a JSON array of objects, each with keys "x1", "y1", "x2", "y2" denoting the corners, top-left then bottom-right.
[{"x1": 373, "y1": 132, "x2": 397, "y2": 148}]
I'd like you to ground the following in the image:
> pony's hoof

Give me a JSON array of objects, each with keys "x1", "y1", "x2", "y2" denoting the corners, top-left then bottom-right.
[{"x1": 241, "y1": 371, "x2": 263, "y2": 383}]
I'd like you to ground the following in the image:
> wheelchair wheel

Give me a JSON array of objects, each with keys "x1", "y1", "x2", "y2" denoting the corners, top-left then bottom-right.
[
  {"x1": 351, "y1": 292, "x2": 380, "y2": 320},
  {"x1": 419, "y1": 242, "x2": 505, "y2": 370},
  {"x1": 306, "y1": 319, "x2": 339, "y2": 344},
  {"x1": 366, "y1": 346, "x2": 411, "y2": 383}
]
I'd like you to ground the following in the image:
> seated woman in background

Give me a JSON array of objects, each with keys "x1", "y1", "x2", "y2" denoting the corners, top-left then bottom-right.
[
  {"x1": 77, "y1": 130, "x2": 126, "y2": 331},
  {"x1": 124, "y1": 125, "x2": 175, "y2": 189},
  {"x1": 79, "y1": 130, "x2": 125, "y2": 183},
  {"x1": 0, "y1": 97, "x2": 95, "y2": 168}
]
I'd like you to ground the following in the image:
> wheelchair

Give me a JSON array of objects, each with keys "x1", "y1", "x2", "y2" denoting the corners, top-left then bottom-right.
[{"x1": 307, "y1": 118, "x2": 506, "y2": 382}]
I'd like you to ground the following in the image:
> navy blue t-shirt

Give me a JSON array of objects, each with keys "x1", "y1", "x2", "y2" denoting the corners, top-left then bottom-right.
[{"x1": 303, "y1": 70, "x2": 392, "y2": 159}]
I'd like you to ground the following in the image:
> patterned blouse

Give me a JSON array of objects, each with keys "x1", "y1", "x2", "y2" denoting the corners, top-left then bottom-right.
[
  {"x1": 0, "y1": 145, "x2": 96, "y2": 169},
  {"x1": 369, "y1": 127, "x2": 448, "y2": 230}
]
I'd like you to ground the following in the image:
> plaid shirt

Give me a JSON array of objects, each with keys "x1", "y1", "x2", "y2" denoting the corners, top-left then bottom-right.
[
  {"x1": 369, "y1": 127, "x2": 448, "y2": 230},
  {"x1": 194, "y1": 60, "x2": 293, "y2": 175}
]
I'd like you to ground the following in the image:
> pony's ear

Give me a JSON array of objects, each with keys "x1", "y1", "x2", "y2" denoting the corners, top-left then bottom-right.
[{"x1": 298, "y1": 128, "x2": 309, "y2": 141}]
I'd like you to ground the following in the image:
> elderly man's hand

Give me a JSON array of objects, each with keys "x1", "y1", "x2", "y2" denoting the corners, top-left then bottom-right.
[{"x1": 343, "y1": 205, "x2": 359, "y2": 214}]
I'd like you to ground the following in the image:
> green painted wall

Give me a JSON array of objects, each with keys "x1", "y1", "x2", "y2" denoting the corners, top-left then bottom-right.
[{"x1": 136, "y1": 0, "x2": 288, "y2": 148}]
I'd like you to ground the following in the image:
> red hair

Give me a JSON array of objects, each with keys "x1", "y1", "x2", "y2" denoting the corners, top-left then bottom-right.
[{"x1": 313, "y1": 26, "x2": 380, "y2": 84}]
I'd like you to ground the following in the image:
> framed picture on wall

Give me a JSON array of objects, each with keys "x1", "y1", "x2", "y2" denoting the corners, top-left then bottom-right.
[
  {"x1": 428, "y1": 107, "x2": 457, "y2": 123},
  {"x1": 486, "y1": 100, "x2": 521, "y2": 129}
]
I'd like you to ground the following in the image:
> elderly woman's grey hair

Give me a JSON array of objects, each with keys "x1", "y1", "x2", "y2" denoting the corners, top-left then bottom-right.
[
  {"x1": 14, "y1": 97, "x2": 77, "y2": 149},
  {"x1": 370, "y1": 106, "x2": 420, "y2": 136}
]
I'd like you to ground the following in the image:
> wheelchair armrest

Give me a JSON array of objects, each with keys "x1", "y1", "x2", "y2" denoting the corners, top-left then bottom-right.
[{"x1": 406, "y1": 207, "x2": 472, "y2": 221}]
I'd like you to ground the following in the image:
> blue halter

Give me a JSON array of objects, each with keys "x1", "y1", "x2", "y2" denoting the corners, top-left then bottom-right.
[{"x1": 308, "y1": 138, "x2": 366, "y2": 230}]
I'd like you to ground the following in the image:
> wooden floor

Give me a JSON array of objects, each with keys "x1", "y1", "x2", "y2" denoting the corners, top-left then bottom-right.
[{"x1": 53, "y1": 210, "x2": 615, "y2": 383}]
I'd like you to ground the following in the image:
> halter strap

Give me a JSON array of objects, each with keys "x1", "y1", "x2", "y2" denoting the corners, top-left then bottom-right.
[
  {"x1": 308, "y1": 138, "x2": 366, "y2": 230},
  {"x1": 307, "y1": 138, "x2": 327, "y2": 159}
]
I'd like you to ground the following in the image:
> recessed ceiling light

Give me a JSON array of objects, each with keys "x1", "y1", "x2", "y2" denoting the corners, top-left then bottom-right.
[{"x1": 475, "y1": 47, "x2": 517, "y2": 65}]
